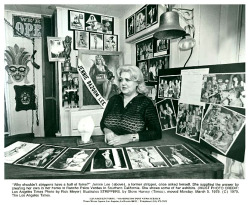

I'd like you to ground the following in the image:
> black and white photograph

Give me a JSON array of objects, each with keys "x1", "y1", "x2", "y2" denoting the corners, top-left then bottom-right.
[
  {"x1": 14, "y1": 144, "x2": 66, "y2": 168},
  {"x1": 74, "y1": 30, "x2": 89, "y2": 50},
  {"x1": 85, "y1": 13, "x2": 102, "y2": 33},
  {"x1": 176, "y1": 103, "x2": 204, "y2": 142},
  {"x1": 156, "y1": 144, "x2": 205, "y2": 166},
  {"x1": 136, "y1": 38, "x2": 153, "y2": 61},
  {"x1": 104, "y1": 34, "x2": 118, "y2": 51},
  {"x1": 156, "y1": 99, "x2": 177, "y2": 130},
  {"x1": 145, "y1": 85, "x2": 157, "y2": 103},
  {"x1": 47, "y1": 148, "x2": 97, "y2": 172},
  {"x1": 101, "y1": 16, "x2": 114, "y2": 34},
  {"x1": 68, "y1": 10, "x2": 85, "y2": 30},
  {"x1": 200, "y1": 104, "x2": 245, "y2": 155},
  {"x1": 4, "y1": 141, "x2": 40, "y2": 164},
  {"x1": 146, "y1": 4, "x2": 158, "y2": 27},
  {"x1": 148, "y1": 56, "x2": 169, "y2": 82},
  {"x1": 158, "y1": 75, "x2": 182, "y2": 99},
  {"x1": 200, "y1": 73, "x2": 245, "y2": 108},
  {"x1": 89, "y1": 33, "x2": 103, "y2": 50},
  {"x1": 135, "y1": 6, "x2": 147, "y2": 33},
  {"x1": 90, "y1": 148, "x2": 128, "y2": 171},
  {"x1": 47, "y1": 37, "x2": 65, "y2": 61},
  {"x1": 137, "y1": 60, "x2": 148, "y2": 82},
  {"x1": 126, "y1": 14, "x2": 135, "y2": 38},
  {"x1": 126, "y1": 146, "x2": 168, "y2": 169},
  {"x1": 154, "y1": 39, "x2": 170, "y2": 57}
]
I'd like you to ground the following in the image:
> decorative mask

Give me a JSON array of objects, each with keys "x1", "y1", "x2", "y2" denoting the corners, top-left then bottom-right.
[{"x1": 4, "y1": 44, "x2": 30, "y2": 84}]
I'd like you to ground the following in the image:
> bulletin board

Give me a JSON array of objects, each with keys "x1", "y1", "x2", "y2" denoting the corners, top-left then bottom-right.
[{"x1": 157, "y1": 63, "x2": 245, "y2": 162}]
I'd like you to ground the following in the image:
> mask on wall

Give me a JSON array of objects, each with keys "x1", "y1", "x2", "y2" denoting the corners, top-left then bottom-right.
[{"x1": 4, "y1": 44, "x2": 30, "y2": 84}]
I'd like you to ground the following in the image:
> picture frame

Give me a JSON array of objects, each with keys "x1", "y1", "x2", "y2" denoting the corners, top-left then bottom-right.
[
  {"x1": 104, "y1": 34, "x2": 118, "y2": 51},
  {"x1": 126, "y1": 14, "x2": 135, "y2": 38},
  {"x1": 68, "y1": 10, "x2": 85, "y2": 31},
  {"x1": 74, "y1": 30, "x2": 89, "y2": 50},
  {"x1": 101, "y1": 16, "x2": 114, "y2": 34},
  {"x1": 135, "y1": 6, "x2": 147, "y2": 33},
  {"x1": 146, "y1": 4, "x2": 158, "y2": 27},
  {"x1": 137, "y1": 60, "x2": 149, "y2": 82},
  {"x1": 154, "y1": 39, "x2": 170, "y2": 57},
  {"x1": 47, "y1": 37, "x2": 65, "y2": 62},
  {"x1": 85, "y1": 13, "x2": 102, "y2": 33},
  {"x1": 90, "y1": 33, "x2": 103, "y2": 50},
  {"x1": 136, "y1": 37, "x2": 153, "y2": 61}
]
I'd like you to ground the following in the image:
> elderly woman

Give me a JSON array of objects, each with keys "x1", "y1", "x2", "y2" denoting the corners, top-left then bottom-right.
[{"x1": 100, "y1": 65, "x2": 162, "y2": 146}]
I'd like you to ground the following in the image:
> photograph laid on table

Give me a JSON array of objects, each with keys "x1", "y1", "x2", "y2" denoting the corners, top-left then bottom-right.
[
  {"x1": 135, "y1": 6, "x2": 147, "y2": 33},
  {"x1": 101, "y1": 16, "x2": 114, "y2": 34},
  {"x1": 68, "y1": 10, "x2": 85, "y2": 30},
  {"x1": 104, "y1": 34, "x2": 118, "y2": 51},
  {"x1": 136, "y1": 38, "x2": 153, "y2": 61},
  {"x1": 148, "y1": 56, "x2": 169, "y2": 82},
  {"x1": 14, "y1": 144, "x2": 66, "y2": 168},
  {"x1": 156, "y1": 144, "x2": 205, "y2": 166},
  {"x1": 85, "y1": 13, "x2": 102, "y2": 33},
  {"x1": 200, "y1": 73, "x2": 245, "y2": 108},
  {"x1": 90, "y1": 148, "x2": 128, "y2": 171},
  {"x1": 126, "y1": 14, "x2": 135, "y2": 38},
  {"x1": 4, "y1": 141, "x2": 40, "y2": 164},
  {"x1": 137, "y1": 60, "x2": 148, "y2": 82},
  {"x1": 158, "y1": 75, "x2": 182, "y2": 99},
  {"x1": 156, "y1": 99, "x2": 177, "y2": 131},
  {"x1": 146, "y1": 4, "x2": 158, "y2": 27},
  {"x1": 74, "y1": 31, "x2": 89, "y2": 50},
  {"x1": 200, "y1": 104, "x2": 245, "y2": 155},
  {"x1": 126, "y1": 146, "x2": 168, "y2": 169},
  {"x1": 176, "y1": 103, "x2": 204, "y2": 143},
  {"x1": 90, "y1": 33, "x2": 103, "y2": 50},
  {"x1": 47, "y1": 148, "x2": 97, "y2": 172},
  {"x1": 47, "y1": 37, "x2": 65, "y2": 62}
]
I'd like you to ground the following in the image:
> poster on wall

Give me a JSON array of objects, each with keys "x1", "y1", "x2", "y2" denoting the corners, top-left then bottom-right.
[
  {"x1": 146, "y1": 4, "x2": 158, "y2": 27},
  {"x1": 104, "y1": 34, "x2": 118, "y2": 51},
  {"x1": 136, "y1": 38, "x2": 153, "y2": 61},
  {"x1": 85, "y1": 13, "x2": 102, "y2": 33},
  {"x1": 74, "y1": 31, "x2": 89, "y2": 50},
  {"x1": 101, "y1": 16, "x2": 114, "y2": 34},
  {"x1": 126, "y1": 14, "x2": 135, "y2": 38},
  {"x1": 12, "y1": 15, "x2": 42, "y2": 38},
  {"x1": 89, "y1": 33, "x2": 103, "y2": 50},
  {"x1": 135, "y1": 6, "x2": 147, "y2": 33},
  {"x1": 68, "y1": 10, "x2": 85, "y2": 30}
]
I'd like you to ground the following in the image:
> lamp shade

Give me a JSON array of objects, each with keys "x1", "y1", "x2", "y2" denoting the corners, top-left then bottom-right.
[
  {"x1": 153, "y1": 11, "x2": 186, "y2": 40},
  {"x1": 178, "y1": 34, "x2": 196, "y2": 51}
]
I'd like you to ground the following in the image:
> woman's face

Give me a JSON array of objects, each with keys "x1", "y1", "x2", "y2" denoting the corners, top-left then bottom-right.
[{"x1": 119, "y1": 72, "x2": 138, "y2": 96}]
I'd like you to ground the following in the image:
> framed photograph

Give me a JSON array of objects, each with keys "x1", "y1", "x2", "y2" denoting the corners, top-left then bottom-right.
[
  {"x1": 145, "y1": 85, "x2": 157, "y2": 103},
  {"x1": 200, "y1": 104, "x2": 245, "y2": 155},
  {"x1": 135, "y1": 6, "x2": 147, "y2": 33},
  {"x1": 154, "y1": 39, "x2": 170, "y2": 57},
  {"x1": 68, "y1": 10, "x2": 85, "y2": 30},
  {"x1": 200, "y1": 73, "x2": 245, "y2": 108},
  {"x1": 156, "y1": 144, "x2": 205, "y2": 166},
  {"x1": 90, "y1": 148, "x2": 128, "y2": 171},
  {"x1": 146, "y1": 4, "x2": 158, "y2": 27},
  {"x1": 126, "y1": 14, "x2": 135, "y2": 38},
  {"x1": 74, "y1": 31, "x2": 89, "y2": 50},
  {"x1": 137, "y1": 60, "x2": 148, "y2": 82},
  {"x1": 47, "y1": 148, "x2": 97, "y2": 172},
  {"x1": 104, "y1": 34, "x2": 118, "y2": 51},
  {"x1": 90, "y1": 33, "x2": 103, "y2": 50},
  {"x1": 136, "y1": 37, "x2": 153, "y2": 61},
  {"x1": 176, "y1": 103, "x2": 204, "y2": 143},
  {"x1": 14, "y1": 144, "x2": 66, "y2": 168},
  {"x1": 47, "y1": 37, "x2": 65, "y2": 62},
  {"x1": 148, "y1": 56, "x2": 169, "y2": 82},
  {"x1": 4, "y1": 141, "x2": 40, "y2": 164},
  {"x1": 156, "y1": 99, "x2": 177, "y2": 131},
  {"x1": 85, "y1": 13, "x2": 102, "y2": 33},
  {"x1": 126, "y1": 146, "x2": 168, "y2": 169},
  {"x1": 101, "y1": 16, "x2": 114, "y2": 34},
  {"x1": 158, "y1": 75, "x2": 182, "y2": 99}
]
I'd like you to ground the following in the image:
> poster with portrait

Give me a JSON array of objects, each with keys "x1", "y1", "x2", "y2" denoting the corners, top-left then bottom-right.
[
  {"x1": 101, "y1": 16, "x2": 114, "y2": 34},
  {"x1": 156, "y1": 99, "x2": 177, "y2": 131},
  {"x1": 156, "y1": 144, "x2": 205, "y2": 166},
  {"x1": 136, "y1": 38, "x2": 153, "y2": 61},
  {"x1": 104, "y1": 34, "x2": 118, "y2": 51},
  {"x1": 47, "y1": 148, "x2": 97, "y2": 172},
  {"x1": 158, "y1": 75, "x2": 182, "y2": 99},
  {"x1": 47, "y1": 37, "x2": 65, "y2": 62},
  {"x1": 85, "y1": 13, "x2": 102, "y2": 33},
  {"x1": 126, "y1": 146, "x2": 168, "y2": 169},
  {"x1": 200, "y1": 73, "x2": 245, "y2": 108},
  {"x1": 14, "y1": 144, "x2": 66, "y2": 168},
  {"x1": 90, "y1": 148, "x2": 128, "y2": 171},
  {"x1": 126, "y1": 14, "x2": 135, "y2": 38},
  {"x1": 4, "y1": 141, "x2": 40, "y2": 164},
  {"x1": 74, "y1": 31, "x2": 89, "y2": 50},
  {"x1": 200, "y1": 104, "x2": 245, "y2": 155},
  {"x1": 137, "y1": 60, "x2": 148, "y2": 82},
  {"x1": 68, "y1": 10, "x2": 85, "y2": 30},
  {"x1": 146, "y1": 4, "x2": 158, "y2": 27},
  {"x1": 176, "y1": 103, "x2": 204, "y2": 143},
  {"x1": 90, "y1": 33, "x2": 103, "y2": 50},
  {"x1": 135, "y1": 6, "x2": 147, "y2": 33}
]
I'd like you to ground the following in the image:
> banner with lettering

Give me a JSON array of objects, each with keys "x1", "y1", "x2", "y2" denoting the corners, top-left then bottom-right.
[
  {"x1": 13, "y1": 15, "x2": 42, "y2": 38},
  {"x1": 77, "y1": 59, "x2": 107, "y2": 108}
]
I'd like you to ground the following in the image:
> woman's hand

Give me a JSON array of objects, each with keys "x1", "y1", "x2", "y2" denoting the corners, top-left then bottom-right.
[
  {"x1": 103, "y1": 128, "x2": 115, "y2": 143},
  {"x1": 107, "y1": 134, "x2": 132, "y2": 146}
]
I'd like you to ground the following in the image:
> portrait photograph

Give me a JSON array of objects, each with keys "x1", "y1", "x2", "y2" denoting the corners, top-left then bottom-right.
[
  {"x1": 101, "y1": 16, "x2": 114, "y2": 34},
  {"x1": 126, "y1": 14, "x2": 135, "y2": 38},
  {"x1": 145, "y1": 85, "x2": 157, "y2": 103},
  {"x1": 74, "y1": 31, "x2": 89, "y2": 50},
  {"x1": 68, "y1": 10, "x2": 85, "y2": 30},
  {"x1": 47, "y1": 37, "x2": 65, "y2": 62},
  {"x1": 137, "y1": 60, "x2": 148, "y2": 82},
  {"x1": 14, "y1": 144, "x2": 66, "y2": 168},
  {"x1": 4, "y1": 141, "x2": 40, "y2": 164},
  {"x1": 47, "y1": 148, "x2": 97, "y2": 172},
  {"x1": 176, "y1": 103, "x2": 204, "y2": 143},
  {"x1": 126, "y1": 146, "x2": 168, "y2": 169},
  {"x1": 90, "y1": 148, "x2": 128, "y2": 171},
  {"x1": 90, "y1": 33, "x2": 103, "y2": 50},
  {"x1": 158, "y1": 75, "x2": 182, "y2": 99},
  {"x1": 156, "y1": 99, "x2": 177, "y2": 131},
  {"x1": 154, "y1": 39, "x2": 170, "y2": 57},
  {"x1": 136, "y1": 38, "x2": 153, "y2": 61},
  {"x1": 200, "y1": 73, "x2": 245, "y2": 108},
  {"x1": 148, "y1": 56, "x2": 169, "y2": 82},
  {"x1": 146, "y1": 4, "x2": 158, "y2": 27},
  {"x1": 135, "y1": 6, "x2": 147, "y2": 33},
  {"x1": 156, "y1": 144, "x2": 205, "y2": 166},
  {"x1": 85, "y1": 13, "x2": 102, "y2": 33},
  {"x1": 104, "y1": 34, "x2": 118, "y2": 51},
  {"x1": 200, "y1": 104, "x2": 245, "y2": 155}
]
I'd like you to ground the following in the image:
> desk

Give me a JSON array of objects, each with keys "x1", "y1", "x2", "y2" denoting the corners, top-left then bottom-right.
[{"x1": 4, "y1": 130, "x2": 224, "y2": 179}]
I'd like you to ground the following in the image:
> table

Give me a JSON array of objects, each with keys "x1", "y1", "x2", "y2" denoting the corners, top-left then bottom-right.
[{"x1": 4, "y1": 130, "x2": 224, "y2": 179}]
